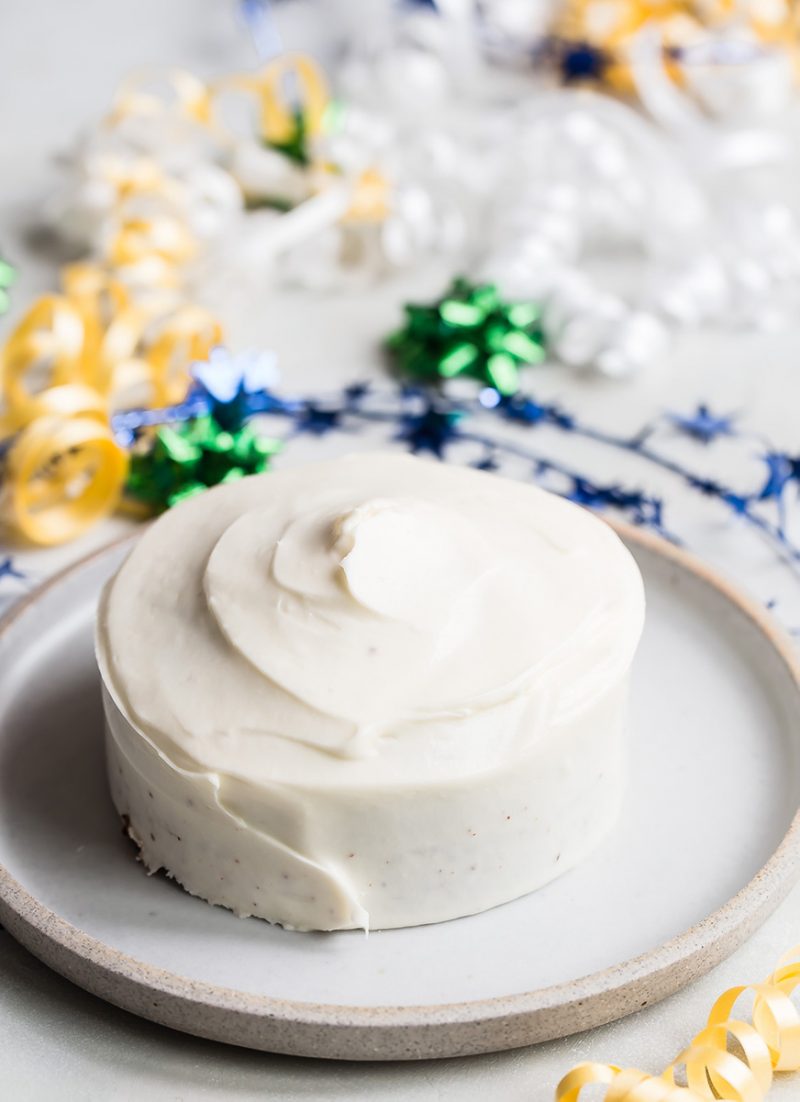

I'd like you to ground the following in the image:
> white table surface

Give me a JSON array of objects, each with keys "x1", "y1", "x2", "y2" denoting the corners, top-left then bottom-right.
[{"x1": 1, "y1": 2, "x2": 799, "y2": 1098}]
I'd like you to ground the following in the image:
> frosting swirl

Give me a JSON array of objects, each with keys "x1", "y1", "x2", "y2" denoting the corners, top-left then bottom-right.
[{"x1": 99, "y1": 452, "x2": 644, "y2": 783}]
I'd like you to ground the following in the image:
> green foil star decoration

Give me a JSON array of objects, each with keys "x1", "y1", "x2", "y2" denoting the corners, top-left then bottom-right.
[
  {"x1": 386, "y1": 278, "x2": 547, "y2": 396},
  {"x1": 0, "y1": 257, "x2": 17, "y2": 316},
  {"x1": 125, "y1": 415, "x2": 282, "y2": 512}
]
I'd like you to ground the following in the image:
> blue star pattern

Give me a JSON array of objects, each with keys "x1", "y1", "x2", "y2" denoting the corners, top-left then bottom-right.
[
  {"x1": 397, "y1": 406, "x2": 463, "y2": 457},
  {"x1": 108, "y1": 360, "x2": 800, "y2": 575},
  {"x1": 0, "y1": 557, "x2": 25, "y2": 582},
  {"x1": 0, "y1": 556, "x2": 30, "y2": 617},
  {"x1": 668, "y1": 405, "x2": 736, "y2": 445},
  {"x1": 190, "y1": 347, "x2": 279, "y2": 430},
  {"x1": 295, "y1": 403, "x2": 342, "y2": 435},
  {"x1": 192, "y1": 347, "x2": 279, "y2": 405},
  {"x1": 560, "y1": 42, "x2": 608, "y2": 83},
  {"x1": 8, "y1": 340, "x2": 800, "y2": 601},
  {"x1": 500, "y1": 394, "x2": 574, "y2": 430},
  {"x1": 759, "y1": 452, "x2": 800, "y2": 501}
]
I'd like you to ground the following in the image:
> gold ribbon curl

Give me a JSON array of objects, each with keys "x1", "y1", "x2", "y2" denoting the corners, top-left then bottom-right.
[
  {"x1": 0, "y1": 296, "x2": 87, "y2": 432},
  {"x1": 4, "y1": 414, "x2": 129, "y2": 545},
  {"x1": 1, "y1": 275, "x2": 221, "y2": 423},
  {"x1": 112, "y1": 56, "x2": 388, "y2": 229},
  {"x1": 555, "y1": 0, "x2": 799, "y2": 93},
  {"x1": 555, "y1": 946, "x2": 800, "y2": 1101},
  {"x1": 213, "y1": 55, "x2": 390, "y2": 224},
  {"x1": 0, "y1": 274, "x2": 223, "y2": 544},
  {"x1": 213, "y1": 52, "x2": 330, "y2": 146},
  {"x1": 0, "y1": 52, "x2": 386, "y2": 546},
  {"x1": 0, "y1": 83, "x2": 221, "y2": 545},
  {"x1": 108, "y1": 68, "x2": 213, "y2": 127}
]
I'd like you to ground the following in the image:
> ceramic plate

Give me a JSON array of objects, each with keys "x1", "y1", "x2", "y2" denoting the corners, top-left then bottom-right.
[{"x1": 0, "y1": 525, "x2": 799, "y2": 1061}]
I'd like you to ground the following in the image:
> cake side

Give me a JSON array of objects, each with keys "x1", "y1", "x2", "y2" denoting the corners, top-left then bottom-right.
[
  {"x1": 96, "y1": 452, "x2": 644, "y2": 931},
  {"x1": 102, "y1": 675, "x2": 629, "y2": 930}
]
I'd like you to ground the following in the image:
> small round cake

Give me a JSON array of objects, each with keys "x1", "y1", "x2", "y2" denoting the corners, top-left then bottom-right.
[{"x1": 97, "y1": 452, "x2": 645, "y2": 931}]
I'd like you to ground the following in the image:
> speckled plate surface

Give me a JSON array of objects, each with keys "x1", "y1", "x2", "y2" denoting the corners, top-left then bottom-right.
[{"x1": 0, "y1": 524, "x2": 798, "y2": 1061}]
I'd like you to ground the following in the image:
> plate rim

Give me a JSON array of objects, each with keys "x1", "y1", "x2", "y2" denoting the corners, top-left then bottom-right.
[{"x1": 1, "y1": 521, "x2": 799, "y2": 1058}]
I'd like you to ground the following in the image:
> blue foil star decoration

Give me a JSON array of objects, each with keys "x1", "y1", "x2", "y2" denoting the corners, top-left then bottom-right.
[
  {"x1": 642, "y1": 497, "x2": 666, "y2": 532},
  {"x1": 560, "y1": 41, "x2": 608, "y2": 83},
  {"x1": 0, "y1": 557, "x2": 26, "y2": 582},
  {"x1": 565, "y1": 478, "x2": 666, "y2": 531},
  {"x1": 668, "y1": 405, "x2": 736, "y2": 444},
  {"x1": 688, "y1": 474, "x2": 723, "y2": 496},
  {"x1": 192, "y1": 347, "x2": 280, "y2": 432},
  {"x1": 499, "y1": 393, "x2": 574, "y2": 430},
  {"x1": 473, "y1": 450, "x2": 500, "y2": 472},
  {"x1": 295, "y1": 403, "x2": 342, "y2": 435},
  {"x1": 568, "y1": 479, "x2": 647, "y2": 513},
  {"x1": 759, "y1": 452, "x2": 800, "y2": 501},
  {"x1": 722, "y1": 491, "x2": 752, "y2": 516},
  {"x1": 344, "y1": 382, "x2": 371, "y2": 407},
  {"x1": 193, "y1": 347, "x2": 279, "y2": 404},
  {"x1": 398, "y1": 405, "x2": 463, "y2": 457},
  {"x1": 684, "y1": 477, "x2": 751, "y2": 517}
]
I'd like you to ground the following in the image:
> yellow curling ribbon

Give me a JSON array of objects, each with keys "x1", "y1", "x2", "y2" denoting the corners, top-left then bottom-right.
[
  {"x1": 557, "y1": 0, "x2": 700, "y2": 91},
  {"x1": 0, "y1": 296, "x2": 88, "y2": 429},
  {"x1": 343, "y1": 166, "x2": 391, "y2": 224},
  {"x1": 556, "y1": 0, "x2": 799, "y2": 92},
  {"x1": 0, "y1": 278, "x2": 223, "y2": 543},
  {"x1": 15, "y1": 383, "x2": 109, "y2": 424},
  {"x1": 109, "y1": 68, "x2": 212, "y2": 127},
  {"x1": 3, "y1": 254, "x2": 222, "y2": 407},
  {"x1": 64, "y1": 156, "x2": 197, "y2": 278},
  {"x1": 214, "y1": 52, "x2": 330, "y2": 146},
  {"x1": 64, "y1": 256, "x2": 183, "y2": 319},
  {"x1": 59, "y1": 265, "x2": 149, "y2": 396},
  {"x1": 0, "y1": 52, "x2": 387, "y2": 545},
  {"x1": 555, "y1": 946, "x2": 800, "y2": 1101},
  {"x1": 213, "y1": 53, "x2": 391, "y2": 234},
  {"x1": 143, "y1": 305, "x2": 223, "y2": 405},
  {"x1": 87, "y1": 155, "x2": 179, "y2": 203},
  {"x1": 4, "y1": 415, "x2": 129, "y2": 545},
  {"x1": 106, "y1": 211, "x2": 197, "y2": 270},
  {"x1": 62, "y1": 262, "x2": 131, "y2": 323}
]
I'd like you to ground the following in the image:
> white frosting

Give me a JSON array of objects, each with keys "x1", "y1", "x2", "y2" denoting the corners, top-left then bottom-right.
[{"x1": 98, "y1": 452, "x2": 644, "y2": 931}]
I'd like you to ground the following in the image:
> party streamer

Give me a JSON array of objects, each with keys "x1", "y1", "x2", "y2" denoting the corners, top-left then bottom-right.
[
  {"x1": 556, "y1": 945, "x2": 800, "y2": 1100},
  {"x1": 0, "y1": 272, "x2": 222, "y2": 544},
  {"x1": 553, "y1": 0, "x2": 799, "y2": 92},
  {"x1": 0, "y1": 50, "x2": 358, "y2": 544},
  {"x1": 102, "y1": 373, "x2": 800, "y2": 580}
]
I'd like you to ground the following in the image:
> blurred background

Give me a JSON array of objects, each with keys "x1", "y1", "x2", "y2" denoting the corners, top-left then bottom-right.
[
  {"x1": 2, "y1": 6, "x2": 800, "y2": 1099},
  {"x1": 1, "y1": 0, "x2": 800, "y2": 594}
]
